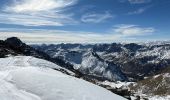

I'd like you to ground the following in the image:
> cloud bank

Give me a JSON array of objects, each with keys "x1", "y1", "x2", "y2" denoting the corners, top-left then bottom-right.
[
  {"x1": 0, "y1": 24, "x2": 155, "y2": 43},
  {"x1": 0, "y1": 29, "x2": 120, "y2": 43}
]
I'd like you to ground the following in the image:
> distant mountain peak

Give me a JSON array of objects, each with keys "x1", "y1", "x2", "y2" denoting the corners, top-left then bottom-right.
[{"x1": 5, "y1": 37, "x2": 24, "y2": 47}]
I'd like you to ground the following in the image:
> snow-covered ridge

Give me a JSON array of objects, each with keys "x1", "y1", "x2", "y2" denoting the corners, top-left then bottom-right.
[
  {"x1": 0, "y1": 56, "x2": 126, "y2": 100},
  {"x1": 0, "y1": 56, "x2": 74, "y2": 75}
]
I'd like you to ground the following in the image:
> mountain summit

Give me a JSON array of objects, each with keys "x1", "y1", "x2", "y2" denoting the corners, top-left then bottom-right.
[{"x1": 5, "y1": 37, "x2": 24, "y2": 47}]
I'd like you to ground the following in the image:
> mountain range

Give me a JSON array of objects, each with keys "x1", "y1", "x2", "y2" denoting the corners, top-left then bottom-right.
[
  {"x1": 32, "y1": 42, "x2": 170, "y2": 82},
  {"x1": 1, "y1": 37, "x2": 170, "y2": 99}
]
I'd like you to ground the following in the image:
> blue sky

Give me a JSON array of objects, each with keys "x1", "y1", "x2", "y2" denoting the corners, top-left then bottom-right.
[{"x1": 0, "y1": 0, "x2": 169, "y2": 43}]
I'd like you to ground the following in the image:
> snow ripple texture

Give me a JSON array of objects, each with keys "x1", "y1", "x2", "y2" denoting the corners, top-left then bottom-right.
[{"x1": 0, "y1": 56, "x2": 126, "y2": 100}]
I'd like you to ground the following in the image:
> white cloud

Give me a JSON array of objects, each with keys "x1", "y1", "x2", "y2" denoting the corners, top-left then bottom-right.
[
  {"x1": 0, "y1": 12, "x2": 76, "y2": 26},
  {"x1": 127, "y1": 6, "x2": 151, "y2": 15},
  {"x1": 5, "y1": 0, "x2": 77, "y2": 13},
  {"x1": 128, "y1": 0, "x2": 152, "y2": 4},
  {"x1": 113, "y1": 24, "x2": 155, "y2": 36},
  {"x1": 128, "y1": 7, "x2": 146, "y2": 15},
  {"x1": 0, "y1": 0, "x2": 77, "y2": 26},
  {"x1": 120, "y1": 0, "x2": 152, "y2": 4},
  {"x1": 81, "y1": 11, "x2": 113, "y2": 23}
]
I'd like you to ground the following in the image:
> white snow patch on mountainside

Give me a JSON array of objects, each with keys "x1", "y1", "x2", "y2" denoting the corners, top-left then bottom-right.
[
  {"x1": 135, "y1": 47, "x2": 170, "y2": 60},
  {"x1": 149, "y1": 95, "x2": 170, "y2": 100},
  {"x1": 99, "y1": 81, "x2": 135, "y2": 89},
  {"x1": 0, "y1": 56, "x2": 126, "y2": 100}
]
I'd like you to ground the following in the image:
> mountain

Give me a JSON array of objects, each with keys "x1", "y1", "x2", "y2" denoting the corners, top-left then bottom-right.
[
  {"x1": 1, "y1": 37, "x2": 170, "y2": 99},
  {"x1": 0, "y1": 37, "x2": 127, "y2": 82},
  {"x1": 32, "y1": 42, "x2": 170, "y2": 81},
  {"x1": 129, "y1": 66, "x2": 170, "y2": 99},
  {"x1": 79, "y1": 50, "x2": 127, "y2": 81},
  {"x1": 0, "y1": 56, "x2": 126, "y2": 100},
  {"x1": 0, "y1": 37, "x2": 82, "y2": 76},
  {"x1": 32, "y1": 43, "x2": 128, "y2": 82}
]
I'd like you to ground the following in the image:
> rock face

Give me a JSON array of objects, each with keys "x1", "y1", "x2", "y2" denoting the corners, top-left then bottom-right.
[
  {"x1": 0, "y1": 39, "x2": 18, "y2": 57},
  {"x1": 5, "y1": 37, "x2": 24, "y2": 47},
  {"x1": 1, "y1": 37, "x2": 47, "y2": 58},
  {"x1": 32, "y1": 42, "x2": 170, "y2": 81}
]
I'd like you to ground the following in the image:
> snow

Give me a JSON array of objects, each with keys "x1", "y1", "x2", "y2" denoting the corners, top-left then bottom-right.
[
  {"x1": 153, "y1": 75, "x2": 160, "y2": 78},
  {"x1": 163, "y1": 73, "x2": 170, "y2": 78},
  {"x1": 0, "y1": 56, "x2": 126, "y2": 100},
  {"x1": 0, "y1": 56, "x2": 74, "y2": 75},
  {"x1": 153, "y1": 73, "x2": 170, "y2": 79},
  {"x1": 149, "y1": 95, "x2": 170, "y2": 100},
  {"x1": 98, "y1": 81, "x2": 135, "y2": 89},
  {"x1": 135, "y1": 47, "x2": 170, "y2": 61}
]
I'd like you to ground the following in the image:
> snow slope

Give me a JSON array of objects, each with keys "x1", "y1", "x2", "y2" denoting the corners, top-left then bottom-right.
[{"x1": 0, "y1": 56, "x2": 126, "y2": 100}]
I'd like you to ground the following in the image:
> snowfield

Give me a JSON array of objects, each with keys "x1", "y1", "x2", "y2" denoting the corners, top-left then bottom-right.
[{"x1": 0, "y1": 56, "x2": 126, "y2": 100}]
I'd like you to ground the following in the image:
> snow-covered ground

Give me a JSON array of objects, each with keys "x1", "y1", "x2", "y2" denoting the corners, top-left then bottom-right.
[{"x1": 0, "y1": 56, "x2": 126, "y2": 100}]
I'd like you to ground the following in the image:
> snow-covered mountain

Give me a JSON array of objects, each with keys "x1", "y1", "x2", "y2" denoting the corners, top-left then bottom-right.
[
  {"x1": 0, "y1": 56, "x2": 126, "y2": 100},
  {"x1": 33, "y1": 42, "x2": 170, "y2": 81},
  {"x1": 0, "y1": 37, "x2": 128, "y2": 82},
  {"x1": 33, "y1": 44, "x2": 127, "y2": 81},
  {"x1": 79, "y1": 50, "x2": 127, "y2": 81}
]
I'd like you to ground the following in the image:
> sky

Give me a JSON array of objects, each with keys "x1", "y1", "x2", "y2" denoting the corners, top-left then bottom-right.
[{"x1": 0, "y1": 0, "x2": 169, "y2": 43}]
